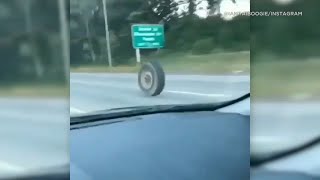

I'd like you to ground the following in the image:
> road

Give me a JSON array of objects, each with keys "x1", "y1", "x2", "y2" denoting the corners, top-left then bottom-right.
[
  {"x1": 251, "y1": 101, "x2": 320, "y2": 154},
  {"x1": 1, "y1": 74, "x2": 319, "y2": 176},
  {"x1": 251, "y1": 101, "x2": 320, "y2": 176},
  {"x1": 70, "y1": 73, "x2": 250, "y2": 114},
  {"x1": 0, "y1": 98, "x2": 68, "y2": 176},
  {"x1": 71, "y1": 72, "x2": 319, "y2": 174}
]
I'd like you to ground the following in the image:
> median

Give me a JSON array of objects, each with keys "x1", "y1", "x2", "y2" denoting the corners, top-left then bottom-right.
[
  {"x1": 0, "y1": 84, "x2": 68, "y2": 97},
  {"x1": 253, "y1": 57, "x2": 320, "y2": 100},
  {"x1": 70, "y1": 51, "x2": 250, "y2": 75}
]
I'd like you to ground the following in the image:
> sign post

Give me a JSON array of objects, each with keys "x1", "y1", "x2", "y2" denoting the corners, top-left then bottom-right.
[
  {"x1": 131, "y1": 24, "x2": 165, "y2": 64},
  {"x1": 136, "y1": 49, "x2": 141, "y2": 63},
  {"x1": 58, "y1": 0, "x2": 69, "y2": 83}
]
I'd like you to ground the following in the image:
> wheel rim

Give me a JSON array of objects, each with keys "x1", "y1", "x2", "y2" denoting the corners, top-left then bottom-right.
[{"x1": 140, "y1": 70, "x2": 153, "y2": 89}]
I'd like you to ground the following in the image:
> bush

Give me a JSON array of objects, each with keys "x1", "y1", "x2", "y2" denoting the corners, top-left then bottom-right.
[{"x1": 191, "y1": 38, "x2": 214, "y2": 55}]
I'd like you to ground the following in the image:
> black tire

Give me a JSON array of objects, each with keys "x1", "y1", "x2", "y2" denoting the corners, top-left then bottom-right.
[{"x1": 138, "y1": 60, "x2": 165, "y2": 96}]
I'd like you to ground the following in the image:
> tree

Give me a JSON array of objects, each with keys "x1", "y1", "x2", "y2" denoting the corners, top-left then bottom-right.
[
  {"x1": 71, "y1": 0, "x2": 98, "y2": 62},
  {"x1": 207, "y1": 0, "x2": 236, "y2": 16},
  {"x1": 69, "y1": 0, "x2": 251, "y2": 66},
  {"x1": 0, "y1": 0, "x2": 67, "y2": 84},
  {"x1": 251, "y1": 0, "x2": 320, "y2": 58}
]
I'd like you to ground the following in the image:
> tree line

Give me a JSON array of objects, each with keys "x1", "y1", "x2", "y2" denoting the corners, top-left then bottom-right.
[
  {"x1": 251, "y1": 0, "x2": 320, "y2": 60},
  {"x1": 70, "y1": 0, "x2": 250, "y2": 66},
  {"x1": 0, "y1": 0, "x2": 318, "y2": 85},
  {"x1": 71, "y1": 0, "x2": 320, "y2": 67},
  {"x1": 0, "y1": 0, "x2": 68, "y2": 85}
]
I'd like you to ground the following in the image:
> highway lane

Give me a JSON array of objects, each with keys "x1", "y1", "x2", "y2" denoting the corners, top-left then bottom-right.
[
  {"x1": 251, "y1": 101, "x2": 320, "y2": 156},
  {"x1": 251, "y1": 100, "x2": 320, "y2": 176},
  {"x1": 70, "y1": 73, "x2": 250, "y2": 114},
  {"x1": 70, "y1": 72, "x2": 320, "y2": 174},
  {"x1": 0, "y1": 97, "x2": 68, "y2": 176},
  {"x1": 1, "y1": 74, "x2": 318, "y2": 176}
]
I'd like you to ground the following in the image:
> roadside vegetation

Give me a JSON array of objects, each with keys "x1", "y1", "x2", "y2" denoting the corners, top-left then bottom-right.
[
  {"x1": 253, "y1": 56, "x2": 320, "y2": 100},
  {"x1": 0, "y1": 84, "x2": 68, "y2": 97},
  {"x1": 71, "y1": 51, "x2": 250, "y2": 75},
  {"x1": 70, "y1": 0, "x2": 250, "y2": 71},
  {"x1": 0, "y1": 0, "x2": 68, "y2": 97},
  {"x1": 251, "y1": 0, "x2": 320, "y2": 100}
]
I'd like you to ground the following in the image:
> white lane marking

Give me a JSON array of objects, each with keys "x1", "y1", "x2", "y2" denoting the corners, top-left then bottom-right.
[
  {"x1": 72, "y1": 80, "x2": 233, "y2": 98},
  {"x1": 250, "y1": 136, "x2": 309, "y2": 157},
  {"x1": 251, "y1": 136, "x2": 288, "y2": 143},
  {"x1": 251, "y1": 136, "x2": 310, "y2": 144},
  {"x1": 70, "y1": 107, "x2": 85, "y2": 114},
  {"x1": 233, "y1": 70, "x2": 244, "y2": 74},
  {"x1": 166, "y1": 90, "x2": 231, "y2": 97},
  {"x1": 0, "y1": 161, "x2": 25, "y2": 172},
  {"x1": 71, "y1": 75, "x2": 250, "y2": 83}
]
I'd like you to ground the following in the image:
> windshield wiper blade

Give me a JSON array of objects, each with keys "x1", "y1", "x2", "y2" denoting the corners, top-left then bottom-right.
[
  {"x1": 251, "y1": 135, "x2": 320, "y2": 167},
  {"x1": 70, "y1": 93, "x2": 250, "y2": 126}
]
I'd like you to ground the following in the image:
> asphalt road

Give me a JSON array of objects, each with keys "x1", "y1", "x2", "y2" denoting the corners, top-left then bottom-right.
[
  {"x1": 70, "y1": 73, "x2": 250, "y2": 114},
  {"x1": 251, "y1": 101, "x2": 320, "y2": 176},
  {"x1": 71, "y1": 72, "x2": 320, "y2": 174},
  {"x1": 0, "y1": 98, "x2": 68, "y2": 176},
  {"x1": 251, "y1": 101, "x2": 320, "y2": 155},
  {"x1": 2, "y1": 73, "x2": 318, "y2": 176}
]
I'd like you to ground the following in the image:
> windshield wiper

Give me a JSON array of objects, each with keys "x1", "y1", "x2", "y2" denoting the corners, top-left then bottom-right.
[
  {"x1": 251, "y1": 135, "x2": 320, "y2": 167},
  {"x1": 1, "y1": 164, "x2": 69, "y2": 180},
  {"x1": 70, "y1": 93, "x2": 249, "y2": 127}
]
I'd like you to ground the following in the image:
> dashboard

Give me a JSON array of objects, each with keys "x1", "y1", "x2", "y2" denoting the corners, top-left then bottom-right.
[{"x1": 71, "y1": 111, "x2": 250, "y2": 180}]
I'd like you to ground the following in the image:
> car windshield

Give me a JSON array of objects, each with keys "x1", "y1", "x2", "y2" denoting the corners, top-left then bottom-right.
[
  {"x1": 70, "y1": 0, "x2": 250, "y2": 116},
  {"x1": 251, "y1": 0, "x2": 320, "y2": 159}
]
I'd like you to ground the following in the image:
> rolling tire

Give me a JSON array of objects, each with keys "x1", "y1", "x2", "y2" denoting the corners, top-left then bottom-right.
[{"x1": 138, "y1": 60, "x2": 165, "y2": 96}]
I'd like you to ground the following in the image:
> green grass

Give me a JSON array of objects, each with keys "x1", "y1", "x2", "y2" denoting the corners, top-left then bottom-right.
[
  {"x1": 0, "y1": 84, "x2": 68, "y2": 97},
  {"x1": 71, "y1": 51, "x2": 250, "y2": 75},
  {"x1": 71, "y1": 65, "x2": 139, "y2": 73},
  {"x1": 252, "y1": 57, "x2": 320, "y2": 100}
]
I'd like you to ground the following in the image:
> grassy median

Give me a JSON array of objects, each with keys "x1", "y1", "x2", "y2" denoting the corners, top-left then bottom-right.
[
  {"x1": 0, "y1": 84, "x2": 68, "y2": 97},
  {"x1": 252, "y1": 57, "x2": 320, "y2": 100},
  {"x1": 71, "y1": 51, "x2": 250, "y2": 75}
]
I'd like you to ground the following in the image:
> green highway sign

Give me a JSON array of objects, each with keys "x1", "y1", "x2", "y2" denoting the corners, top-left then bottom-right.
[{"x1": 131, "y1": 24, "x2": 165, "y2": 49}]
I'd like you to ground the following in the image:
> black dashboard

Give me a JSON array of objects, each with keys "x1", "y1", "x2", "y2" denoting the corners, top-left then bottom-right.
[{"x1": 71, "y1": 111, "x2": 250, "y2": 180}]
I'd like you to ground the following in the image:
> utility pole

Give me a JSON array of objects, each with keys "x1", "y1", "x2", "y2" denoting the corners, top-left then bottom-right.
[
  {"x1": 24, "y1": 0, "x2": 44, "y2": 78},
  {"x1": 58, "y1": 0, "x2": 70, "y2": 83},
  {"x1": 102, "y1": 0, "x2": 113, "y2": 67},
  {"x1": 24, "y1": 0, "x2": 32, "y2": 33}
]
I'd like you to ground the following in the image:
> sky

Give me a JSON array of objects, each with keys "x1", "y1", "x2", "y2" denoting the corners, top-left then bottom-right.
[{"x1": 194, "y1": 0, "x2": 250, "y2": 19}]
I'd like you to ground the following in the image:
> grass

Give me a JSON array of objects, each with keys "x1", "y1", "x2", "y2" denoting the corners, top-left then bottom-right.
[
  {"x1": 71, "y1": 65, "x2": 139, "y2": 73},
  {"x1": 252, "y1": 57, "x2": 320, "y2": 100},
  {"x1": 0, "y1": 84, "x2": 68, "y2": 97},
  {"x1": 71, "y1": 51, "x2": 250, "y2": 75}
]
